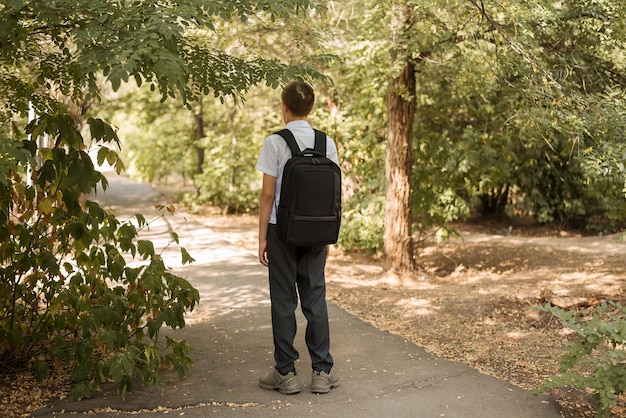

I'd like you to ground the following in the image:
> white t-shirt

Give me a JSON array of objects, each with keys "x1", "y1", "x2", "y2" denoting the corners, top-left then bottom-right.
[{"x1": 256, "y1": 120, "x2": 340, "y2": 224}]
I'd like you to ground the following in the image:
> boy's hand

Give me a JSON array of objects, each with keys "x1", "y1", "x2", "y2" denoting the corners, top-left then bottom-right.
[{"x1": 259, "y1": 240, "x2": 269, "y2": 266}]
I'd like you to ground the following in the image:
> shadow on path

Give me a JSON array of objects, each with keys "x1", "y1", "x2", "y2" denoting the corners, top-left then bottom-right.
[{"x1": 35, "y1": 172, "x2": 564, "y2": 418}]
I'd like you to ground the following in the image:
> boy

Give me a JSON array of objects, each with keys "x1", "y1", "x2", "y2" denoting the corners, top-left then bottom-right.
[{"x1": 255, "y1": 81, "x2": 340, "y2": 394}]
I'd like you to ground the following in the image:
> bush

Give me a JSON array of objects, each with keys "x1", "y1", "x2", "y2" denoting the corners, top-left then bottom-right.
[
  {"x1": 535, "y1": 301, "x2": 626, "y2": 418},
  {"x1": 339, "y1": 194, "x2": 385, "y2": 255},
  {"x1": 0, "y1": 118, "x2": 199, "y2": 399}
]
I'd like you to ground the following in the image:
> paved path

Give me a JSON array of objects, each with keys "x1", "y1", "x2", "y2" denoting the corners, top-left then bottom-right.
[{"x1": 35, "y1": 172, "x2": 563, "y2": 417}]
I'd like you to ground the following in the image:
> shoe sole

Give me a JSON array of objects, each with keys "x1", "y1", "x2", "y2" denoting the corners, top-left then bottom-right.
[
  {"x1": 311, "y1": 381, "x2": 340, "y2": 394},
  {"x1": 259, "y1": 382, "x2": 301, "y2": 395}
]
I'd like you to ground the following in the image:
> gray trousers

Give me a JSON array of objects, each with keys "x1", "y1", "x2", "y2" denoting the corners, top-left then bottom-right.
[{"x1": 267, "y1": 224, "x2": 334, "y2": 375}]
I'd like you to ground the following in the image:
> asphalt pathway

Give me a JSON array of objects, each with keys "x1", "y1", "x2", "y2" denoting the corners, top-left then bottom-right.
[{"x1": 35, "y1": 172, "x2": 564, "y2": 418}]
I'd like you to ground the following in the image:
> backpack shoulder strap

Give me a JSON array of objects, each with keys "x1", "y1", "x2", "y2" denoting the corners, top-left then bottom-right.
[
  {"x1": 313, "y1": 129, "x2": 327, "y2": 156},
  {"x1": 274, "y1": 129, "x2": 301, "y2": 156}
]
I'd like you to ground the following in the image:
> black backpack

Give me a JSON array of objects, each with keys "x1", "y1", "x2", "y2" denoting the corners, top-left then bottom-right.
[{"x1": 275, "y1": 128, "x2": 342, "y2": 246}]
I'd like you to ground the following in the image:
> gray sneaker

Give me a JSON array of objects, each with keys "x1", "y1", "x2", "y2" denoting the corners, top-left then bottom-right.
[
  {"x1": 311, "y1": 370, "x2": 340, "y2": 394},
  {"x1": 259, "y1": 369, "x2": 302, "y2": 394}
]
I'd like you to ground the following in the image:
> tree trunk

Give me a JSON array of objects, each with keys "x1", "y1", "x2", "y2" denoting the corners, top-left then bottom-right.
[
  {"x1": 194, "y1": 97, "x2": 205, "y2": 175},
  {"x1": 384, "y1": 1, "x2": 416, "y2": 273}
]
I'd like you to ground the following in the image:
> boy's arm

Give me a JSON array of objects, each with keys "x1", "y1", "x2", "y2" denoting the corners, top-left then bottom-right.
[{"x1": 258, "y1": 173, "x2": 276, "y2": 267}]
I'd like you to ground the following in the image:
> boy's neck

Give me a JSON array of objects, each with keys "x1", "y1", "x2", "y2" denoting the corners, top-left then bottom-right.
[
  {"x1": 284, "y1": 115, "x2": 307, "y2": 124},
  {"x1": 282, "y1": 103, "x2": 308, "y2": 124}
]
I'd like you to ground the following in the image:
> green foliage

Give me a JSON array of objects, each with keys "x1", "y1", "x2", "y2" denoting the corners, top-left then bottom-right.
[
  {"x1": 322, "y1": 0, "x2": 626, "y2": 252},
  {"x1": 1, "y1": 0, "x2": 324, "y2": 400},
  {"x1": 0, "y1": 0, "x2": 328, "y2": 111},
  {"x1": 339, "y1": 194, "x2": 385, "y2": 256},
  {"x1": 93, "y1": 3, "x2": 336, "y2": 213},
  {"x1": 102, "y1": 83, "x2": 198, "y2": 184},
  {"x1": 90, "y1": 0, "x2": 626, "y2": 257},
  {"x1": 576, "y1": 91, "x2": 626, "y2": 230},
  {"x1": 404, "y1": 0, "x2": 626, "y2": 232},
  {"x1": 535, "y1": 301, "x2": 626, "y2": 418},
  {"x1": 314, "y1": 0, "x2": 390, "y2": 253},
  {"x1": 0, "y1": 114, "x2": 199, "y2": 398},
  {"x1": 110, "y1": 89, "x2": 274, "y2": 214},
  {"x1": 190, "y1": 144, "x2": 262, "y2": 214}
]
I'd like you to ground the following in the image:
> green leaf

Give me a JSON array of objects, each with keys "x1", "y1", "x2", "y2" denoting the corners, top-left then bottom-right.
[
  {"x1": 135, "y1": 214, "x2": 147, "y2": 228},
  {"x1": 108, "y1": 67, "x2": 129, "y2": 92},
  {"x1": 70, "y1": 382, "x2": 92, "y2": 401},
  {"x1": 89, "y1": 117, "x2": 105, "y2": 140},
  {"x1": 137, "y1": 240, "x2": 155, "y2": 259},
  {"x1": 181, "y1": 247, "x2": 195, "y2": 265}
]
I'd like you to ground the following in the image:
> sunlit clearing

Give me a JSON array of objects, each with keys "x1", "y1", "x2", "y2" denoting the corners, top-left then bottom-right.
[{"x1": 397, "y1": 298, "x2": 434, "y2": 316}]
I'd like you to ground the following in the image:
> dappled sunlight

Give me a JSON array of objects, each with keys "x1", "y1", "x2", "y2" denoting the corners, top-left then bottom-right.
[
  {"x1": 396, "y1": 297, "x2": 435, "y2": 316},
  {"x1": 166, "y1": 221, "x2": 270, "y2": 324},
  {"x1": 89, "y1": 171, "x2": 626, "y2": 418},
  {"x1": 327, "y1": 276, "x2": 367, "y2": 289},
  {"x1": 179, "y1": 217, "x2": 626, "y2": 418},
  {"x1": 454, "y1": 231, "x2": 626, "y2": 257},
  {"x1": 420, "y1": 235, "x2": 626, "y2": 281},
  {"x1": 91, "y1": 171, "x2": 271, "y2": 327},
  {"x1": 584, "y1": 277, "x2": 626, "y2": 295},
  {"x1": 122, "y1": 209, "x2": 262, "y2": 275},
  {"x1": 328, "y1": 272, "x2": 440, "y2": 291},
  {"x1": 373, "y1": 271, "x2": 438, "y2": 289},
  {"x1": 435, "y1": 266, "x2": 626, "y2": 307},
  {"x1": 92, "y1": 176, "x2": 164, "y2": 218},
  {"x1": 184, "y1": 282, "x2": 270, "y2": 325}
]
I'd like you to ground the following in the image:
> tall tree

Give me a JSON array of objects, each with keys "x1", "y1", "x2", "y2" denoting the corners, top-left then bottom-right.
[{"x1": 385, "y1": 0, "x2": 416, "y2": 272}]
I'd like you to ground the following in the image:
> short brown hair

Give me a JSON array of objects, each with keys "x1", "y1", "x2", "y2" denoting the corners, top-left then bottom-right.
[{"x1": 281, "y1": 81, "x2": 315, "y2": 117}]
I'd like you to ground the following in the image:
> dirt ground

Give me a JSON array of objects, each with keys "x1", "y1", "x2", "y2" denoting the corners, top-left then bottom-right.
[
  {"x1": 3, "y1": 212, "x2": 626, "y2": 417},
  {"x1": 205, "y1": 214, "x2": 626, "y2": 418}
]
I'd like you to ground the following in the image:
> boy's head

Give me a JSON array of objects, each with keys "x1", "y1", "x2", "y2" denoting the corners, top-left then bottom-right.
[{"x1": 281, "y1": 81, "x2": 315, "y2": 117}]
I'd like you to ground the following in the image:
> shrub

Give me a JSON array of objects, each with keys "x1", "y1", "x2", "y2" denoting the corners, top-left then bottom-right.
[
  {"x1": 535, "y1": 301, "x2": 626, "y2": 418},
  {"x1": 339, "y1": 194, "x2": 385, "y2": 255},
  {"x1": 0, "y1": 117, "x2": 199, "y2": 399}
]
